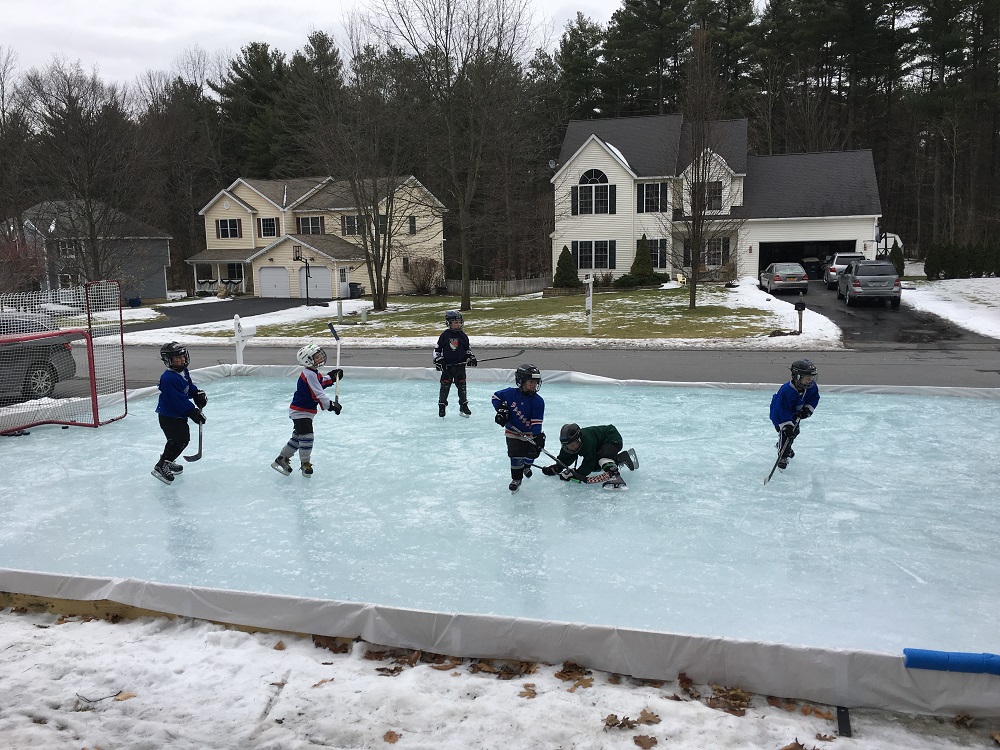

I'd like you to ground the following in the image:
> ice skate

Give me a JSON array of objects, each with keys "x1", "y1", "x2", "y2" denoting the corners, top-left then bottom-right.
[
  {"x1": 151, "y1": 461, "x2": 174, "y2": 485},
  {"x1": 508, "y1": 478, "x2": 522, "y2": 492},
  {"x1": 438, "y1": 403, "x2": 447, "y2": 418},
  {"x1": 271, "y1": 455, "x2": 292, "y2": 476},
  {"x1": 300, "y1": 461, "x2": 313, "y2": 478},
  {"x1": 459, "y1": 402, "x2": 472, "y2": 417},
  {"x1": 165, "y1": 460, "x2": 184, "y2": 474},
  {"x1": 616, "y1": 449, "x2": 638, "y2": 471},
  {"x1": 602, "y1": 470, "x2": 628, "y2": 491},
  {"x1": 777, "y1": 456, "x2": 789, "y2": 470},
  {"x1": 522, "y1": 465, "x2": 532, "y2": 478}
]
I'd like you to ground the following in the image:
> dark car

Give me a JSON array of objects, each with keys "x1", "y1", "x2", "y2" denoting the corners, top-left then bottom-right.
[
  {"x1": 837, "y1": 260, "x2": 902, "y2": 308},
  {"x1": 0, "y1": 312, "x2": 78, "y2": 401}
]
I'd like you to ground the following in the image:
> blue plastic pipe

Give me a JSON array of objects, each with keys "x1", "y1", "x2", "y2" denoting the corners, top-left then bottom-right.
[{"x1": 903, "y1": 648, "x2": 1000, "y2": 676}]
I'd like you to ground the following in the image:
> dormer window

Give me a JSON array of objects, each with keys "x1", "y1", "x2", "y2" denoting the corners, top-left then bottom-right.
[{"x1": 571, "y1": 170, "x2": 616, "y2": 216}]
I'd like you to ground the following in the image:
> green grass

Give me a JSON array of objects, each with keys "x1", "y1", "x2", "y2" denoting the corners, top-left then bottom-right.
[{"x1": 250, "y1": 286, "x2": 777, "y2": 339}]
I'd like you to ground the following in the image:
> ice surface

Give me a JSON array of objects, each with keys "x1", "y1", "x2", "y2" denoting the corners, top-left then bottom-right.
[{"x1": 1, "y1": 372, "x2": 997, "y2": 656}]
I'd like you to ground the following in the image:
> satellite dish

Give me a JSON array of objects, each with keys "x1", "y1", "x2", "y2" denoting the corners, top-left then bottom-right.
[{"x1": 548, "y1": 160, "x2": 557, "y2": 170}]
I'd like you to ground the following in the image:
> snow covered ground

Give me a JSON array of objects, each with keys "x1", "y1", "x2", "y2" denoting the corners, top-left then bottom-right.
[{"x1": 3, "y1": 271, "x2": 1000, "y2": 749}]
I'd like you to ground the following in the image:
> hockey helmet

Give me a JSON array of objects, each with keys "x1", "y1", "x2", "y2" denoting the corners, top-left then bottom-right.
[
  {"x1": 297, "y1": 343, "x2": 328, "y2": 368},
  {"x1": 445, "y1": 310, "x2": 464, "y2": 328},
  {"x1": 160, "y1": 341, "x2": 189, "y2": 371},
  {"x1": 559, "y1": 423, "x2": 582, "y2": 451},
  {"x1": 790, "y1": 358, "x2": 817, "y2": 385},
  {"x1": 514, "y1": 363, "x2": 542, "y2": 392}
]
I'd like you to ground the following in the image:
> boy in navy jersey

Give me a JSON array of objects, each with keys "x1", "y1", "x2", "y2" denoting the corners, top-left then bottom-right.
[
  {"x1": 491, "y1": 363, "x2": 545, "y2": 492},
  {"x1": 272, "y1": 343, "x2": 344, "y2": 478},
  {"x1": 769, "y1": 359, "x2": 820, "y2": 470},
  {"x1": 152, "y1": 342, "x2": 207, "y2": 484},
  {"x1": 433, "y1": 310, "x2": 477, "y2": 417}
]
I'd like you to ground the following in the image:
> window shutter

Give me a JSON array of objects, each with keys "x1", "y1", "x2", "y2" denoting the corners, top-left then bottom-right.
[
  {"x1": 296, "y1": 217, "x2": 302, "y2": 234},
  {"x1": 609, "y1": 240, "x2": 616, "y2": 269},
  {"x1": 722, "y1": 238, "x2": 730, "y2": 264},
  {"x1": 256, "y1": 218, "x2": 262, "y2": 236},
  {"x1": 636, "y1": 184, "x2": 644, "y2": 213},
  {"x1": 609, "y1": 185, "x2": 616, "y2": 214},
  {"x1": 341, "y1": 216, "x2": 347, "y2": 235},
  {"x1": 215, "y1": 220, "x2": 220, "y2": 239},
  {"x1": 571, "y1": 186, "x2": 578, "y2": 215},
  {"x1": 409, "y1": 216, "x2": 416, "y2": 234},
  {"x1": 275, "y1": 217, "x2": 281, "y2": 235},
  {"x1": 571, "y1": 241, "x2": 579, "y2": 267},
  {"x1": 683, "y1": 241, "x2": 691, "y2": 267},
  {"x1": 236, "y1": 219, "x2": 242, "y2": 238},
  {"x1": 319, "y1": 217, "x2": 325, "y2": 234},
  {"x1": 660, "y1": 183, "x2": 669, "y2": 211},
  {"x1": 659, "y1": 240, "x2": 667, "y2": 268}
]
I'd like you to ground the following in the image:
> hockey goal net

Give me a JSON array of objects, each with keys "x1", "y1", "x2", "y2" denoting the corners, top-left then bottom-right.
[{"x1": 0, "y1": 280, "x2": 127, "y2": 435}]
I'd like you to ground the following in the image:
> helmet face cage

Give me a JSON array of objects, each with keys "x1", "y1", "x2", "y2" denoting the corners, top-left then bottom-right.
[
  {"x1": 445, "y1": 310, "x2": 464, "y2": 328},
  {"x1": 297, "y1": 344, "x2": 327, "y2": 368},
  {"x1": 515, "y1": 363, "x2": 542, "y2": 392},
  {"x1": 160, "y1": 342, "x2": 189, "y2": 370},
  {"x1": 790, "y1": 358, "x2": 818, "y2": 385}
]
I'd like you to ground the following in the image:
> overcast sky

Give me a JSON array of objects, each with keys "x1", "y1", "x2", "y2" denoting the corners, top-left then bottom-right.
[{"x1": 4, "y1": 0, "x2": 616, "y2": 84}]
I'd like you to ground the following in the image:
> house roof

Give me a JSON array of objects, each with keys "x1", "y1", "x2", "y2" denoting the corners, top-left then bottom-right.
[
  {"x1": 23, "y1": 200, "x2": 171, "y2": 239},
  {"x1": 185, "y1": 248, "x2": 258, "y2": 264},
  {"x1": 239, "y1": 177, "x2": 332, "y2": 209},
  {"x1": 557, "y1": 115, "x2": 749, "y2": 178},
  {"x1": 734, "y1": 150, "x2": 882, "y2": 219}
]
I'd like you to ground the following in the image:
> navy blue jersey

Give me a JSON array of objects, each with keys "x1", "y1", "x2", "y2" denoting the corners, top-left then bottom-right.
[
  {"x1": 434, "y1": 329, "x2": 472, "y2": 366},
  {"x1": 770, "y1": 381, "x2": 819, "y2": 429},
  {"x1": 492, "y1": 386, "x2": 544, "y2": 437},
  {"x1": 156, "y1": 368, "x2": 198, "y2": 419}
]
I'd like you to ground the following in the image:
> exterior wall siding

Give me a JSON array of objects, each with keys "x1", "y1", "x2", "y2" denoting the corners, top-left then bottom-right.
[{"x1": 738, "y1": 217, "x2": 880, "y2": 278}]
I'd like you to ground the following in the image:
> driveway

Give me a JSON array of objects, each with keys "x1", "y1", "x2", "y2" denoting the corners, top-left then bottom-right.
[{"x1": 129, "y1": 297, "x2": 332, "y2": 333}]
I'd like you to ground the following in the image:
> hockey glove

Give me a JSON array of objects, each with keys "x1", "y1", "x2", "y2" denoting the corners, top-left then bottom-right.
[
  {"x1": 559, "y1": 468, "x2": 582, "y2": 482},
  {"x1": 795, "y1": 408, "x2": 811, "y2": 420},
  {"x1": 535, "y1": 432, "x2": 546, "y2": 449},
  {"x1": 494, "y1": 406, "x2": 510, "y2": 426},
  {"x1": 187, "y1": 408, "x2": 206, "y2": 424},
  {"x1": 433, "y1": 356, "x2": 445, "y2": 371},
  {"x1": 192, "y1": 390, "x2": 208, "y2": 408},
  {"x1": 541, "y1": 465, "x2": 559, "y2": 476},
  {"x1": 779, "y1": 424, "x2": 797, "y2": 444},
  {"x1": 327, "y1": 368, "x2": 344, "y2": 382},
  {"x1": 328, "y1": 401, "x2": 343, "y2": 414},
  {"x1": 466, "y1": 355, "x2": 477, "y2": 367}
]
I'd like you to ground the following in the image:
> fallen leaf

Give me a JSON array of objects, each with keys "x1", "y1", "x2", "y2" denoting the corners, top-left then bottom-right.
[
  {"x1": 779, "y1": 741, "x2": 808, "y2": 750},
  {"x1": 311, "y1": 678, "x2": 333, "y2": 687},
  {"x1": 519, "y1": 683, "x2": 537, "y2": 699},
  {"x1": 273, "y1": 641, "x2": 285, "y2": 651},
  {"x1": 383, "y1": 730, "x2": 401, "y2": 743},
  {"x1": 269, "y1": 681, "x2": 286, "y2": 688},
  {"x1": 768, "y1": 696, "x2": 797, "y2": 711},
  {"x1": 666, "y1": 693, "x2": 684, "y2": 701},
  {"x1": 816, "y1": 733, "x2": 836, "y2": 741},
  {"x1": 406, "y1": 650, "x2": 422, "y2": 667},
  {"x1": 955, "y1": 714, "x2": 975, "y2": 729},
  {"x1": 114, "y1": 692, "x2": 137, "y2": 702},
  {"x1": 990, "y1": 731, "x2": 1000, "y2": 745},
  {"x1": 608, "y1": 674, "x2": 621, "y2": 685},
  {"x1": 365, "y1": 650, "x2": 389, "y2": 661},
  {"x1": 567, "y1": 676, "x2": 594, "y2": 692},
  {"x1": 376, "y1": 665, "x2": 404, "y2": 677},
  {"x1": 311, "y1": 635, "x2": 349, "y2": 654},
  {"x1": 638, "y1": 708, "x2": 661, "y2": 725},
  {"x1": 633, "y1": 735, "x2": 658, "y2": 748}
]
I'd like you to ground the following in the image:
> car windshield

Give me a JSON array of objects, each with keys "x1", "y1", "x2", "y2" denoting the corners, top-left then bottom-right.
[
  {"x1": 774, "y1": 265, "x2": 805, "y2": 273},
  {"x1": 836, "y1": 256, "x2": 864, "y2": 264},
  {"x1": 856, "y1": 264, "x2": 897, "y2": 276}
]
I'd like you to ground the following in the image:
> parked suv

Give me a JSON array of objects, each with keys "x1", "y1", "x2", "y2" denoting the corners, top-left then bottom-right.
[
  {"x1": 823, "y1": 252, "x2": 867, "y2": 290},
  {"x1": 837, "y1": 260, "x2": 902, "y2": 308},
  {"x1": 0, "y1": 312, "x2": 78, "y2": 401}
]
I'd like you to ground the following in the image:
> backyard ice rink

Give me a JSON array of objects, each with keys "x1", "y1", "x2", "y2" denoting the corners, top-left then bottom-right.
[{"x1": 1, "y1": 368, "x2": 997, "y2": 657}]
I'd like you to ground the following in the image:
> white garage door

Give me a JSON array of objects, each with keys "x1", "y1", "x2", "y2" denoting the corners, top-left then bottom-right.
[
  {"x1": 299, "y1": 265, "x2": 332, "y2": 299},
  {"x1": 259, "y1": 267, "x2": 290, "y2": 298}
]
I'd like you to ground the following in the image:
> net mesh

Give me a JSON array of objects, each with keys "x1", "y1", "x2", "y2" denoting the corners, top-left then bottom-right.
[{"x1": 0, "y1": 280, "x2": 127, "y2": 435}]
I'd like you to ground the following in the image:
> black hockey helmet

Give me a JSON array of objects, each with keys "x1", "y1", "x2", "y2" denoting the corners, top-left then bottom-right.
[
  {"x1": 445, "y1": 310, "x2": 464, "y2": 328},
  {"x1": 790, "y1": 358, "x2": 817, "y2": 385},
  {"x1": 160, "y1": 341, "x2": 189, "y2": 371},
  {"x1": 514, "y1": 363, "x2": 542, "y2": 391},
  {"x1": 559, "y1": 423, "x2": 582, "y2": 450}
]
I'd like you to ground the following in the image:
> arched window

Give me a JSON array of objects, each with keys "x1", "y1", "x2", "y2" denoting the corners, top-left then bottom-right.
[{"x1": 572, "y1": 170, "x2": 615, "y2": 215}]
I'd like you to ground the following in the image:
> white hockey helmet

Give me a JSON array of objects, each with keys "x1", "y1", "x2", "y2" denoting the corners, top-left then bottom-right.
[{"x1": 296, "y1": 343, "x2": 327, "y2": 368}]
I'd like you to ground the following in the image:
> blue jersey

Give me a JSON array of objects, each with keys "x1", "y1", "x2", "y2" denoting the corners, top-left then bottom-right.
[
  {"x1": 434, "y1": 329, "x2": 472, "y2": 366},
  {"x1": 492, "y1": 386, "x2": 544, "y2": 437},
  {"x1": 770, "y1": 381, "x2": 819, "y2": 429},
  {"x1": 156, "y1": 368, "x2": 197, "y2": 419},
  {"x1": 289, "y1": 367, "x2": 334, "y2": 418}
]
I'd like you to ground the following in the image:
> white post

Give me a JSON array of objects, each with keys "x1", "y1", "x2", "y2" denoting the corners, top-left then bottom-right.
[
  {"x1": 233, "y1": 314, "x2": 257, "y2": 365},
  {"x1": 584, "y1": 274, "x2": 593, "y2": 334}
]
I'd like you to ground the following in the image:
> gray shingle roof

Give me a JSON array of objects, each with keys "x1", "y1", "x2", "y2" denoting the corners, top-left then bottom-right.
[
  {"x1": 24, "y1": 200, "x2": 171, "y2": 239},
  {"x1": 185, "y1": 248, "x2": 257, "y2": 264},
  {"x1": 240, "y1": 177, "x2": 331, "y2": 209},
  {"x1": 735, "y1": 150, "x2": 881, "y2": 219},
  {"x1": 676, "y1": 119, "x2": 747, "y2": 174}
]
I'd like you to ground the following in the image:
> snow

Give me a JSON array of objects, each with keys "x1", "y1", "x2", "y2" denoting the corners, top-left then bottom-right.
[{"x1": 4, "y1": 270, "x2": 1000, "y2": 748}]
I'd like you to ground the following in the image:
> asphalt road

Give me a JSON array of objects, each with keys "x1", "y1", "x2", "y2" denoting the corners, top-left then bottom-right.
[{"x1": 120, "y1": 291, "x2": 1000, "y2": 390}]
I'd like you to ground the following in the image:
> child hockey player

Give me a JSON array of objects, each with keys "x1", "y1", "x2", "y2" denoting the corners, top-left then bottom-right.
[
  {"x1": 152, "y1": 342, "x2": 207, "y2": 485},
  {"x1": 433, "y1": 310, "x2": 477, "y2": 417},
  {"x1": 769, "y1": 359, "x2": 820, "y2": 471},
  {"x1": 492, "y1": 363, "x2": 545, "y2": 492},
  {"x1": 540, "y1": 423, "x2": 638, "y2": 491},
  {"x1": 271, "y1": 343, "x2": 344, "y2": 478}
]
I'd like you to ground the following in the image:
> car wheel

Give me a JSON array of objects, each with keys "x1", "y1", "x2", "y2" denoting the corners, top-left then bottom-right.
[
  {"x1": 23, "y1": 363, "x2": 57, "y2": 399},
  {"x1": 891, "y1": 298, "x2": 900, "y2": 310}
]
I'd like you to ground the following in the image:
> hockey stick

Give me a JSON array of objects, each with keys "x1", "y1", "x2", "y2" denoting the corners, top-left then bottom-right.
[
  {"x1": 183, "y1": 422, "x2": 203, "y2": 462},
  {"x1": 507, "y1": 427, "x2": 601, "y2": 484},
  {"x1": 763, "y1": 419, "x2": 799, "y2": 486},
  {"x1": 475, "y1": 348, "x2": 526, "y2": 365},
  {"x1": 327, "y1": 322, "x2": 342, "y2": 412}
]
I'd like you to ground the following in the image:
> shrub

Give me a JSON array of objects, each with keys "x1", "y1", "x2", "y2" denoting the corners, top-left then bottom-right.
[
  {"x1": 889, "y1": 240, "x2": 904, "y2": 277},
  {"x1": 629, "y1": 235, "x2": 659, "y2": 284},
  {"x1": 406, "y1": 257, "x2": 443, "y2": 294},
  {"x1": 553, "y1": 246, "x2": 583, "y2": 288}
]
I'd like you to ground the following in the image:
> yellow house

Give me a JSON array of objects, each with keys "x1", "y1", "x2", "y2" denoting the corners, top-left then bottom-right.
[{"x1": 190, "y1": 176, "x2": 445, "y2": 298}]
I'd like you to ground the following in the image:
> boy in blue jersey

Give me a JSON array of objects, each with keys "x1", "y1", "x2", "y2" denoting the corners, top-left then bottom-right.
[
  {"x1": 152, "y1": 342, "x2": 207, "y2": 484},
  {"x1": 272, "y1": 343, "x2": 344, "y2": 478},
  {"x1": 492, "y1": 363, "x2": 545, "y2": 492},
  {"x1": 433, "y1": 310, "x2": 477, "y2": 418},
  {"x1": 769, "y1": 359, "x2": 820, "y2": 471}
]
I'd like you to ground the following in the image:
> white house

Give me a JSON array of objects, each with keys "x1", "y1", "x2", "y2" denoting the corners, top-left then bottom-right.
[{"x1": 551, "y1": 115, "x2": 883, "y2": 282}]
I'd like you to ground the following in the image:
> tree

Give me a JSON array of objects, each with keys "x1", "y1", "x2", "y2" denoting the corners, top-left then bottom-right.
[
  {"x1": 889, "y1": 239, "x2": 904, "y2": 277},
  {"x1": 553, "y1": 245, "x2": 583, "y2": 287},
  {"x1": 556, "y1": 13, "x2": 606, "y2": 119}
]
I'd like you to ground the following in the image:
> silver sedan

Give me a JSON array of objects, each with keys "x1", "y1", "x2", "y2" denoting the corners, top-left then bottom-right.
[{"x1": 759, "y1": 263, "x2": 809, "y2": 295}]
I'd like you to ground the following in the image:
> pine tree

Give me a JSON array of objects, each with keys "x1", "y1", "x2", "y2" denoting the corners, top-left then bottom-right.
[
  {"x1": 553, "y1": 246, "x2": 583, "y2": 288},
  {"x1": 889, "y1": 239, "x2": 904, "y2": 277},
  {"x1": 630, "y1": 234, "x2": 657, "y2": 283}
]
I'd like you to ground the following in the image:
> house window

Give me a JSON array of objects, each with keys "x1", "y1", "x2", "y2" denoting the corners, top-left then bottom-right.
[
  {"x1": 226, "y1": 263, "x2": 244, "y2": 280},
  {"x1": 299, "y1": 216, "x2": 323, "y2": 234},
  {"x1": 571, "y1": 239, "x2": 617, "y2": 271},
  {"x1": 217, "y1": 218, "x2": 241, "y2": 238},
  {"x1": 695, "y1": 181, "x2": 723, "y2": 211},
  {"x1": 578, "y1": 241, "x2": 593, "y2": 269},
  {"x1": 593, "y1": 241, "x2": 609, "y2": 269},
  {"x1": 644, "y1": 184, "x2": 660, "y2": 213},
  {"x1": 260, "y1": 217, "x2": 277, "y2": 237},
  {"x1": 339, "y1": 268, "x2": 348, "y2": 283},
  {"x1": 571, "y1": 170, "x2": 616, "y2": 216},
  {"x1": 57, "y1": 239, "x2": 79, "y2": 258},
  {"x1": 344, "y1": 215, "x2": 360, "y2": 236},
  {"x1": 644, "y1": 238, "x2": 668, "y2": 269},
  {"x1": 377, "y1": 215, "x2": 388, "y2": 235},
  {"x1": 706, "y1": 237, "x2": 730, "y2": 266},
  {"x1": 58, "y1": 272, "x2": 79, "y2": 288},
  {"x1": 409, "y1": 216, "x2": 417, "y2": 235},
  {"x1": 402, "y1": 257, "x2": 410, "y2": 273}
]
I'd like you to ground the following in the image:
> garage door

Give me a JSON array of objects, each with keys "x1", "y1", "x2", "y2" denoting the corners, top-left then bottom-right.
[
  {"x1": 258, "y1": 267, "x2": 290, "y2": 298},
  {"x1": 299, "y1": 266, "x2": 332, "y2": 299}
]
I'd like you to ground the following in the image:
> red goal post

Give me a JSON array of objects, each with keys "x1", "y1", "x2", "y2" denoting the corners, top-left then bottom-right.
[{"x1": 0, "y1": 280, "x2": 127, "y2": 435}]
